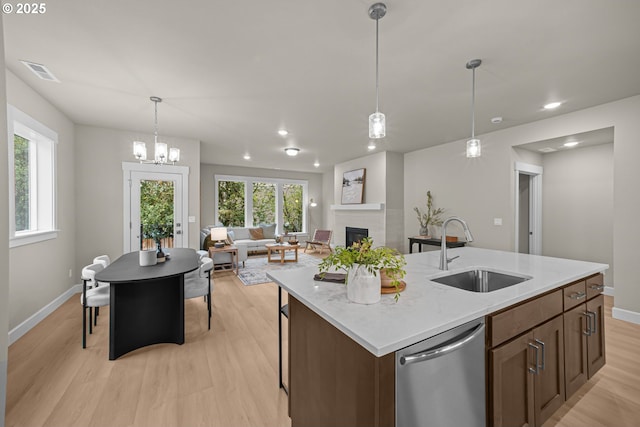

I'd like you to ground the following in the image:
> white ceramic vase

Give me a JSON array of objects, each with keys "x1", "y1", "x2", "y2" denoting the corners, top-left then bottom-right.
[{"x1": 346, "y1": 264, "x2": 381, "y2": 304}]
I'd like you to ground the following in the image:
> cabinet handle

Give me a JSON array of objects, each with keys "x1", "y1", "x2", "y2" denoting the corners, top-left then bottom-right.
[
  {"x1": 589, "y1": 284, "x2": 605, "y2": 291},
  {"x1": 528, "y1": 343, "x2": 540, "y2": 374},
  {"x1": 569, "y1": 291, "x2": 587, "y2": 300},
  {"x1": 587, "y1": 310, "x2": 597, "y2": 334},
  {"x1": 582, "y1": 312, "x2": 592, "y2": 336},
  {"x1": 534, "y1": 339, "x2": 546, "y2": 371}
]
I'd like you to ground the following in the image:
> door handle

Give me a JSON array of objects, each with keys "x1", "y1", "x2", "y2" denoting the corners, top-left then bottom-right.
[
  {"x1": 534, "y1": 339, "x2": 545, "y2": 371},
  {"x1": 569, "y1": 291, "x2": 586, "y2": 300},
  {"x1": 582, "y1": 312, "x2": 592, "y2": 336},
  {"x1": 528, "y1": 343, "x2": 540, "y2": 374},
  {"x1": 399, "y1": 323, "x2": 485, "y2": 365},
  {"x1": 587, "y1": 310, "x2": 597, "y2": 334},
  {"x1": 176, "y1": 223, "x2": 181, "y2": 227},
  {"x1": 176, "y1": 230, "x2": 182, "y2": 235}
]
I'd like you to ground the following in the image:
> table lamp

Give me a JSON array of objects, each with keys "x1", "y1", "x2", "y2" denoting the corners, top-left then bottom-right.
[{"x1": 211, "y1": 227, "x2": 227, "y2": 248}]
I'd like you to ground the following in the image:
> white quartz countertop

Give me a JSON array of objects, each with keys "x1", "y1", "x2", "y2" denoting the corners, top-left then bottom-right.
[{"x1": 267, "y1": 247, "x2": 608, "y2": 357}]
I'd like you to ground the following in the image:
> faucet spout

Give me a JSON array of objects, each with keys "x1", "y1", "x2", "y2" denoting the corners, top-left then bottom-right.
[{"x1": 439, "y1": 216, "x2": 474, "y2": 270}]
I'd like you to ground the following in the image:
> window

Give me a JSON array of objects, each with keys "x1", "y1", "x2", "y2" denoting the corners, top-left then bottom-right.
[
  {"x1": 8, "y1": 105, "x2": 57, "y2": 247},
  {"x1": 214, "y1": 175, "x2": 308, "y2": 233}
]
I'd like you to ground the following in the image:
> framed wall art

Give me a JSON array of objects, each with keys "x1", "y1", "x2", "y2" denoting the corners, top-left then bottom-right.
[{"x1": 341, "y1": 168, "x2": 366, "y2": 204}]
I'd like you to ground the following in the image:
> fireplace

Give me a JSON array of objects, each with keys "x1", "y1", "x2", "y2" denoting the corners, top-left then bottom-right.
[{"x1": 346, "y1": 227, "x2": 369, "y2": 248}]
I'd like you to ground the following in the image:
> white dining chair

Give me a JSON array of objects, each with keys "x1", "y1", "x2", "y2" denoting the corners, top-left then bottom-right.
[
  {"x1": 184, "y1": 256, "x2": 214, "y2": 329},
  {"x1": 93, "y1": 254, "x2": 111, "y2": 268},
  {"x1": 80, "y1": 263, "x2": 110, "y2": 348}
]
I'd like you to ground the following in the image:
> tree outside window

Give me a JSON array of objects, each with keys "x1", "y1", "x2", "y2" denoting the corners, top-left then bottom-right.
[
  {"x1": 283, "y1": 184, "x2": 303, "y2": 232},
  {"x1": 253, "y1": 182, "x2": 276, "y2": 225},
  {"x1": 13, "y1": 135, "x2": 30, "y2": 232},
  {"x1": 218, "y1": 180, "x2": 245, "y2": 226},
  {"x1": 140, "y1": 180, "x2": 174, "y2": 249}
]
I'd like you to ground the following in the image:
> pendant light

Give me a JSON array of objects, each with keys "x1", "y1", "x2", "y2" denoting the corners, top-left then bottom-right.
[
  {"x1": 368, "y1": 3, "x2": 386, "y2": 139},
  {"x1": 466, "y1": 59, "x2": 482, "y2": 158},
  {"x1": 133, "y1": 96, "x2": 180, "y2": 165}
]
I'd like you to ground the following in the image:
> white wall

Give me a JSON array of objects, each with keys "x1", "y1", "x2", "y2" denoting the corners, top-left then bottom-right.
[
  {"x1": 542, "y1": 143, "x2": 614, "y2": 287},
  {"x1": 6, "y1": 71, "x2": 77, "y2": 330},
  {"x1": 331, "y1": 151, "x2": 404, "y2": 251},
  {"x1": 403, "y1": 95, "x2": 640, "y2": 318},
  {"x1": 199, "y1": 163, "x2": 323, "y2": 239},
  {"x1": 75, "y1": 125, "x2": 200, "y2": 270},
  {"x1": 0, "y1": 18, "x2": 10, "y2": 426}
]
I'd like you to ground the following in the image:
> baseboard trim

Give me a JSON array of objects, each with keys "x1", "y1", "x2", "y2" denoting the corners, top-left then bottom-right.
[
  {"x1": 8, "y1": 284, "x2": 81, "y2": 345},
  {"x1": 612, "y1": 306, "x2": 640, "y2": 326},
  {"x1": 604, "y1": 286, "x2": 614, "y2": 296}
]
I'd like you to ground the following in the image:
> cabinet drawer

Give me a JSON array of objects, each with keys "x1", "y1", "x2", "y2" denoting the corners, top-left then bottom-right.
[
  {"x1": 488, "y1": 290, "x2": 563, "y2": 348},
  {"x1": 586, "y1": 274, "x2": 604, "y2": 300},
  {"x1": 563, "y1": 281, "x2": 587, "y2": 311}
]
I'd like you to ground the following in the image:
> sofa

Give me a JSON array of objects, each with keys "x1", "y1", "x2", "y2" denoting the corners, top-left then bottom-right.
[{"x1": 200, "y1": 223, "x2": 279, "y2": 268}]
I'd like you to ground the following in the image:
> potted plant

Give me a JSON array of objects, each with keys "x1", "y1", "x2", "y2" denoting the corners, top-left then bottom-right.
[
  {"x1": 414, "y1": 190, "x2": 445, "y2": 237},
  {"x1": 144, "y1": 223, "x2": 173, "y2": 262},
  {"x1": 318, "y1": 238, "x2": 406, "y2": 303}
]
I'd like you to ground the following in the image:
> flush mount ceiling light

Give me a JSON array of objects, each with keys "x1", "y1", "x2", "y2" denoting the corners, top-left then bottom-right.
[
  {"x1": 466, "y1": 59, "x2": 482, "y2": 158},
  {"x1": 368, "y1": 3, "x2": 387, "y2": 139},
  {"x1": 544, "y1": 101, "x2": 562, "y2": 110},
  {"x1": 243, "y1": 154, "x2": 251, "y2": 160},
  {"x1": 278, "y1": 129, "x2": 289, "y2": 136},
  {"x1": 284, "y1": 147, "x2": 300, "y2": 156},
  {"x1": 133, "y1": 97, "x2": 180, "y2": 165},
  {"x1": 367, "y1": 140, "x2": 376, "y2": 150},
  {"x1": 563, "y1": 141, "x2": 580, "y2": 147}
]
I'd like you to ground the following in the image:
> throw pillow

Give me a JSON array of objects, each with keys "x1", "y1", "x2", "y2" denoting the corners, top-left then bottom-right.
[
  {"x1": 226, "y1": 231, "x2": 234, "y2": 245},
  {"x1": 260, "y1": 223, "x2": 277, "y2": 239},
  {"x1": 249, "y1": 227, "x2": 264, "y2": 240}
]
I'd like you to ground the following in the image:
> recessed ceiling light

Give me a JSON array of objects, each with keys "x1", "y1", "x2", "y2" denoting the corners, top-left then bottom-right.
[
  {"x1": 491, "y1": 117, "x2": 503, "y2": 124},
  {"x1": 278, "y1": 129, "x2": 289, "y2": 136},
  {"x1": 20, "y1": 60, "x2": 59, "y2": 82},
  {"x1": 313, "y1": 161, "x2": 320, "y2": 168},
  {"x1": 543, "y1": 102, "x2": 562, "y2": 110},
  {"x1": 243, "y1": 154, "x2": 251, "y2": 160},
  {"x1": 563, "y1": 142, "x2": 580, "y2": 148},
  {"x1": 367, "y1": 140, "x2": 376, "y2": 150},
  {"x1": 538, "y1": 147, "x2": 557, "y2": 153},
  {"x1": 284, "y1": 147, "x2": 300, "y2": 156}
]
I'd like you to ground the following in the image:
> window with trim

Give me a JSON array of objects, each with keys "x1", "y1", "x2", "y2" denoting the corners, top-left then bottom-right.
[
  {"x1": 8, "y1": 105, "x2": 57, "y2": 247},
  {"x1": 215, "y1": 175, "x2": 308, "y2": 233}
]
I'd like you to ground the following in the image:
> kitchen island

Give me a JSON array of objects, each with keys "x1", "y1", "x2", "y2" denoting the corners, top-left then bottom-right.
[{"x1": 267, "y1": 247, "x2": 608, "y2": 427}]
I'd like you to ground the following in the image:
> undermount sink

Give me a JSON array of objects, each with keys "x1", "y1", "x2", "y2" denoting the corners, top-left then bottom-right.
[{"x1": 430, "y1": 268, "x2": 532, "y2": 293}]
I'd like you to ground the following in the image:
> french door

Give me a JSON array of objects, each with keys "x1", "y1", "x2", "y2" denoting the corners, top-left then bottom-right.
[{"x1": 123, "y1": 163, "x2": 189, "y2": 253}]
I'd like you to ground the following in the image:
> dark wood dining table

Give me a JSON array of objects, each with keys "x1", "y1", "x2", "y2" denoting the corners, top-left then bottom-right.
[{"x1": 95, "y1": 248, "x2": 199, "y2": 360}]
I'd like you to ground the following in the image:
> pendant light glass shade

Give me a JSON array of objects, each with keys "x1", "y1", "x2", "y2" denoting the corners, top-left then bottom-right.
[
  {"x1": 369, "y1": 112, "x2": 385, "y2": 139},
  {"x1": 466, "y1": 59, "x2": 482, "y2": 158},
  {"x1": 133, "y1": 141, "x2": 147, "y2": 161},
  {"x1": 155, "y1": 142, "x2": 168, "y2": 163},
  {"x1": 368, "y1": 3, "x2": 386, "y2": 139},
  {"x1": 466, "y1": 139, "x2": 481, "y2": 157}
]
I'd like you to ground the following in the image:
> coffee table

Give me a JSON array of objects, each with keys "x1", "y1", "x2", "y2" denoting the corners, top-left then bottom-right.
[{"x1": 266, "y1": 243, "x2": 300, "y2": 264}]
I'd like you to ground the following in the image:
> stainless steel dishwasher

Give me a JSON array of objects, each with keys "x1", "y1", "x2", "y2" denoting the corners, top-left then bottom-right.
[{"x1": 396, "y1": 318, "x2": 486, "y2": 427}]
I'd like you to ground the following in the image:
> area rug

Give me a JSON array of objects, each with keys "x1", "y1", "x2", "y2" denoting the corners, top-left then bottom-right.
[{"x1": 237, "y1": 252, "x2": 322, "y2": 286}]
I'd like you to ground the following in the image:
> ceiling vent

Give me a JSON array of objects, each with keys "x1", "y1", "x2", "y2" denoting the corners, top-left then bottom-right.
[
  {"x1": 538, "y1": 147, "x2": 557, "y2": 153},
  {"x1": 20, "y1": 60, "x2": 59, "y2": 82}
]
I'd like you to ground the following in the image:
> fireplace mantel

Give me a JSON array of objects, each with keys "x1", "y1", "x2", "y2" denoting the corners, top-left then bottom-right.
[{"x1": 330, "y1": 203, "x2": 384, "y2": 211}]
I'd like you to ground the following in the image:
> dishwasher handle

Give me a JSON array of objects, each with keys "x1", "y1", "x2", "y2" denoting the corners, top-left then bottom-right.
[{"x1": 399, "y1": 323, "x2": 485, "y2": 366}]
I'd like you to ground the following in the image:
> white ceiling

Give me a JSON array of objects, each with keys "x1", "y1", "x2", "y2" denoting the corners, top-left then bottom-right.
[
  {"x1": 4, "y1": 0, "x2": 640, "y2": 172},
  {"x1": 515, "y1": 127, "x2": 614, "y2": 154}
]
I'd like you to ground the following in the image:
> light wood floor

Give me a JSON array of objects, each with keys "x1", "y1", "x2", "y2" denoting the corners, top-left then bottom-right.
[{"x1": 5, "y1": 270, "x2": 640, "y2": 426}]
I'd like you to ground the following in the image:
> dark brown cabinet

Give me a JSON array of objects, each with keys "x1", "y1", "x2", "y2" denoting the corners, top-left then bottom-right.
[
  {"x1": 488, "y1": 273, "x2": 606, "y2": 427},
  {"x1": 489, "y1": 315, "x2": 564, "y2": 427},
  {"x1": 563, "y1": 277, "x2": 606, "y2": 399}
]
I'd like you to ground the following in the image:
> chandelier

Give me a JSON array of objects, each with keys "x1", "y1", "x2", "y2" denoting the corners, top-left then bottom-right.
[{"x1": 133, "y1": 96, "x2": 180, "y2": 165}]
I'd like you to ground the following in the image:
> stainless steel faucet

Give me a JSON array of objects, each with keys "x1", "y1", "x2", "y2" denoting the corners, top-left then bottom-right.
[{"x1": 439, "y1": 216, "x2": 474, "y2": 270}]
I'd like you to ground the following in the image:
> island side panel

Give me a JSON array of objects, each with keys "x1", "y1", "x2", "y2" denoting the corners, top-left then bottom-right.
[{"x1": 289, "y1": 296, "x2": 395, "y2": 427}]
